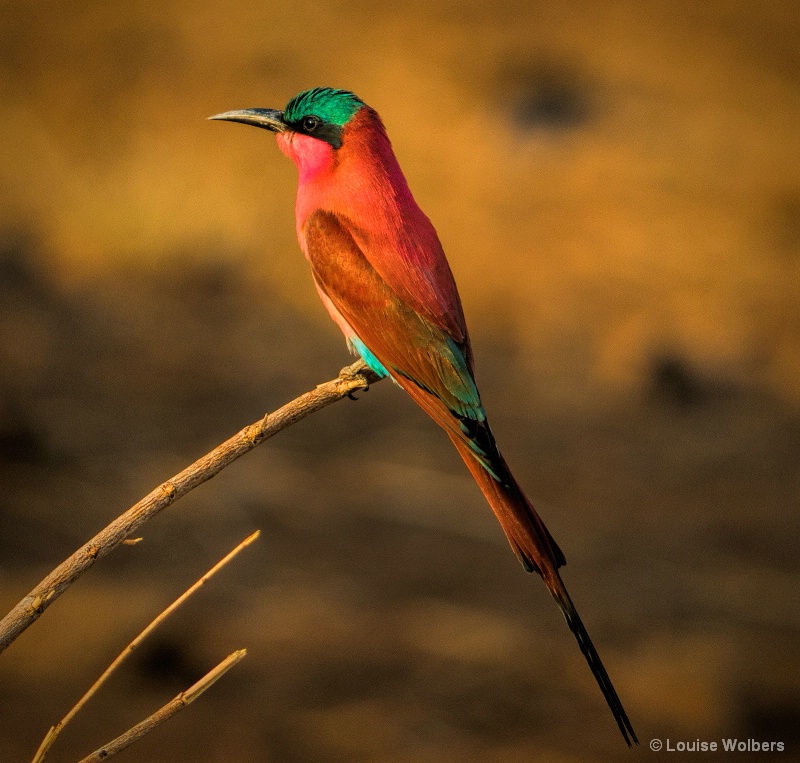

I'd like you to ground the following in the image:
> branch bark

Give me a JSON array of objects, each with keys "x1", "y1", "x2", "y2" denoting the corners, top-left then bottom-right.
[
  {"x1": 76, "y1": 649, "x2": 247, "y2": 763},
  {"x1": 0, "y1": 360, "x2": 380, "y2": 655},
  {"x1": 31, "y1": 531, "x2": 260, "y2": 763}
]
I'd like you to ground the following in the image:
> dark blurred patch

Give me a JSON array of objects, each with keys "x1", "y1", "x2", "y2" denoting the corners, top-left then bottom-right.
[
  {"x1": 649, "y1": 354, "x2": 715, "y2": 409},
  {"x1": 132, "y1": 634, "x2": 203, "y2": 688},
  {"x1": 0, "y1": 229, "x2": 41, "y2": 291},
  {"x1": 738, "y1": 690, "x2": 800, "y2": 745},
  {"x1": 500, "y1": 60, "x2": 593, "y2": 132},
  {"x1": 0, "y1": 413, "x2": 46, "y2": 464},
  {"x1": 0, "y1": 229, "x2": 55, "y2": 466}
]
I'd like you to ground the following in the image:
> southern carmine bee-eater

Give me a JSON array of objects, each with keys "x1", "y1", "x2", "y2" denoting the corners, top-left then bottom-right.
[{"x1": 210, "y1": 87, "x2": 637, "y2": 746}]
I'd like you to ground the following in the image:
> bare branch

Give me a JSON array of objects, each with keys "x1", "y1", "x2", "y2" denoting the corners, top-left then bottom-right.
[
  {"x1": 76, "y1": 649, "x2": 247, "y2": 763},
  {"x1": 31, "y1": 532, "x2": 260, "y2": 763},
  {"x1": 0, "y1": 360, "x2": 380, "y2": 654}
]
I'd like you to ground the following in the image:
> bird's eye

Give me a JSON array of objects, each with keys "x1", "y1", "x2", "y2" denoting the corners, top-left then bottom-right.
[{"x1": 302, "y1": 115, "x2": 321, "y2": 132}]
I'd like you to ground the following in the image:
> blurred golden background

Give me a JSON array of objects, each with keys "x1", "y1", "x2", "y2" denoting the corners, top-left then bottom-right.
[{"x1": 1, "y1": 0, "x2": 799, "y2": 760}]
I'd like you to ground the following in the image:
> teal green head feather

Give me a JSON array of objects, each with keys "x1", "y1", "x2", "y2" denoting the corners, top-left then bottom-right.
[
  {"x1": 283, "y1": 88, "x2": 364, "y2": 127},
  {"x1": 283, "y1": 88, "x2": 365, "y2": 148}
]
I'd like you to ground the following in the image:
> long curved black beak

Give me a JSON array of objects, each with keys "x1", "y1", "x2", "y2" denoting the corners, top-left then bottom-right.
[{"x1": 208, "y1": 108, "x2": 287, "y2": 132}]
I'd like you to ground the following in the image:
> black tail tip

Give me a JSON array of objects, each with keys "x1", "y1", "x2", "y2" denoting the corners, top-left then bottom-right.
[
  {"x1": 620, "y1": 718, "x2": 639, "y2": 747},
  {"x1": 552, "y1": 582, "x2": 638, "y2": 747}
]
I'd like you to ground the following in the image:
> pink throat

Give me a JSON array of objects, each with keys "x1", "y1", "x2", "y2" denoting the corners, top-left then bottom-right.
[{"x1": 277, "y1": 132, "x2": 335, "y2": 184}]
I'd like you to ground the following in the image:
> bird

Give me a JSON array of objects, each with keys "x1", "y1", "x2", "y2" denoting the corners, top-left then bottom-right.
[{"x1": 210, "y1": 87, "x2": 637, "y2": 746}]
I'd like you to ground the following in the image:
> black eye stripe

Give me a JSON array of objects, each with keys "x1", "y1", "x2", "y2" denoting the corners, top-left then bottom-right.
[{"x1": 289, "y1": 115, "x2": 344, "y2": 149}]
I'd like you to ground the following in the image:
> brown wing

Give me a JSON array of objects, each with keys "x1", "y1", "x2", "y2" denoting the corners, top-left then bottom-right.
[{"x1": 303, "y1": 209, "x2": 484, "y2": 421}]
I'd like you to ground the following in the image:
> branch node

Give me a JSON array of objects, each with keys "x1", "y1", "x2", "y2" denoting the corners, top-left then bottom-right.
[
  {"x1": 243, "y1": 418, "x2": 267, "y2": 445},
  {"x1": 30, "y1": 588, "x2": 56, "y2": 618},
  {"x1": 160, "y1": 481, "x2": 177, "y2": 500}
]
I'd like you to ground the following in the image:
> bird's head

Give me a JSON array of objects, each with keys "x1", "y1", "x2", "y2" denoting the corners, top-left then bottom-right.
[{"x1": 210, "y1": 88, "x2": 369, "y2": 179}]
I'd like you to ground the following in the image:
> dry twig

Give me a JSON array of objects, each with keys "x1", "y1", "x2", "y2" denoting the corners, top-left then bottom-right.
[
  {"x1": 31, "y1": 531, "x2": 260, "y2": 763},
  {"x1": 76, "y1": 649, "x2": 248, "y2": 763},
  {"x1": 0, "y1": 360, "x2": 380, "y2": 654}
]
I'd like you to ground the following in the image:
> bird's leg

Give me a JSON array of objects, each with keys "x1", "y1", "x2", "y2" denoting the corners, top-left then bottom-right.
[{"x1": 336, "y1": 359, "x2": 380, "y2": 399}]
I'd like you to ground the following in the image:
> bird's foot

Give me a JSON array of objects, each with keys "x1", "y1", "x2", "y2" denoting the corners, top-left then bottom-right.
[{"x1": 339, "y1": 360, "x2": 372, "y2": 399}]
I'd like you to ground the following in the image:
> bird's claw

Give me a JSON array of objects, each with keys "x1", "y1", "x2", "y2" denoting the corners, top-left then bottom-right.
[
  {"x1": 344, "y1": 377, "x2": 370, "y2": 400},
  {"x1": 339, "y1": 360, "x2": 372, "y2": 400}
]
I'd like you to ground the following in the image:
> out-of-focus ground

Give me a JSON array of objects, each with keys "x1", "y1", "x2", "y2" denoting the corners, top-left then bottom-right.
[{"x1": 1, "y1": 0, "x2": 799, "y2": 760}]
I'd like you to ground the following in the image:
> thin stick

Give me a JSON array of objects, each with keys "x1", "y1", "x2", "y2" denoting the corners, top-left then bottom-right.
[
  {"x1": 0, "y1": 360, "x2": 380, "y2": 655},
  {"x1": 76, "y1": 649, "x2": 247, "y2": 763},
  {"x1": 31, "y1": 531, "x2": 260, "y2": 763}
]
